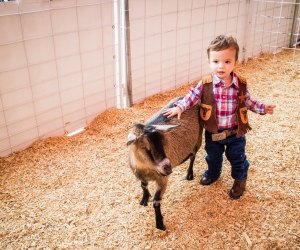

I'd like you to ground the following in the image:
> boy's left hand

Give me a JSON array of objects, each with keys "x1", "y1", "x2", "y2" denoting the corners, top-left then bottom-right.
[{"x1": 264, "y1": 104, "x2": 276, "y2": 114}]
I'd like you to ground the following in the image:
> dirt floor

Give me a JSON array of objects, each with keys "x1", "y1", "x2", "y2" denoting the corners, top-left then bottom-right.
[{"x1": 0, "y1": 51, "x2": 300, "y2": 250}]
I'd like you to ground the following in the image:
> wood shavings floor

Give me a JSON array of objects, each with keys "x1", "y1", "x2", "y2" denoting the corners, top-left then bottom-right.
[{"x1": 1, "y1": 50, "x2": 299, "y2": 249}]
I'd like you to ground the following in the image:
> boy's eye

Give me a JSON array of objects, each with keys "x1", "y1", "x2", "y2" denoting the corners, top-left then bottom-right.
[
  {"x1": 213, "y1": 60, "x2": 218, "y2": 63},
  {"x1": 225, "y1": 61, "x2": 231, "y2": 64}
]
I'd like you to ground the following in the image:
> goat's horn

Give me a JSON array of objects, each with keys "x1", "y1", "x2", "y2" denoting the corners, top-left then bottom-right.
[{"x1": 152, "y1": 124, "x2": 179, "y2": 131}]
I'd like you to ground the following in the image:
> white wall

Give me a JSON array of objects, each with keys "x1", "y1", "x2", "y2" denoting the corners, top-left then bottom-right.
[
  {"x1": 248, "y1": 0, "x2": 297, "y2": 57},
  {"x1": 0, "y1": 0, "x2": 297, "y2": 157},
  {"x1": 128, "y1": 0, "x2": 249, "y2": 103},
  {"x1": 0, "y1": 0, "x2": 115, "y2": 156}
]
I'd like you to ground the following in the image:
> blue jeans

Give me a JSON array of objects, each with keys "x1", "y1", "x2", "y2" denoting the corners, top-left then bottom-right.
[{"x1": 204, "y1": 130, "x2": 249, "y2": 181}]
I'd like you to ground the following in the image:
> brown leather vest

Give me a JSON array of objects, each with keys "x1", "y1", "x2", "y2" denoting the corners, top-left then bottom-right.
[{"x1": 199, "y1": 74, "x2": 251, "y2": 137}]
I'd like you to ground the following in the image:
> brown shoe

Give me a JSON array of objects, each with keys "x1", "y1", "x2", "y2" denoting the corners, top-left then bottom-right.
[
  {"x1": 229, "y1": 179, "x2": 246, "y2": 199},
  {"x1": 200, "y1": 176, "x2": 218, "y2": 186}
]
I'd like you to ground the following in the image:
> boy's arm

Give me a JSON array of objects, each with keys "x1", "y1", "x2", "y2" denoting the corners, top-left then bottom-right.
[
  {"x1": 264, "y1": 104, "x2": 276, "y2": 114},
  {"x1": 245, "y1": 89, "x2": 276, "y2": 115},
  {"x1": 163, "y1": 80, "x2": 203, "y2": 119},
  {"x1": 174, "y1": 80, "x2": 203, "y2": 112}
]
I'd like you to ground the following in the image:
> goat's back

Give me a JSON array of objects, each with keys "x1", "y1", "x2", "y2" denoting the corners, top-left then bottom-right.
[{"x1": 145, "y1": 97, "x2": 203, "y2": 167}]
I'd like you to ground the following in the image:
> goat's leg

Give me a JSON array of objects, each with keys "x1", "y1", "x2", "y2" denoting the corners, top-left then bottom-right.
[
  {"x1": 153, "y1": 177, "x2": 168, "y2": 230},
  {"x1": 186, "y1": 155, "x2": 196, "y2": 180},
  {"x1": 140, "y1": 180, "x2": 151, "y2": 206}
]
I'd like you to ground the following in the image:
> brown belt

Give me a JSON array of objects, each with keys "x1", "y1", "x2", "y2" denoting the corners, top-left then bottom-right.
[{"x1": 212, "y1": 129, "x2": 237, "y2": 141}]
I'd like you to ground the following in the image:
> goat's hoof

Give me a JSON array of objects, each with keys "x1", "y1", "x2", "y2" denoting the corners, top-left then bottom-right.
[
  {"x1": 186, "y1": 174, "x2": 194, "y2": 181},
  {"x1": 156, "y1": 224, "x2": 166, "y2": 231},
  {"x1": 140, "y1": 199, "x2": 148, "y2": 206}
]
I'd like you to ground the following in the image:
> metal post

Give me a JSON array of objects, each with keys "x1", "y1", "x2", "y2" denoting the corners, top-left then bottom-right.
[
  {"x1": 115, "y1": 0, "x2": 133, "y2": 108},
  {"x1": 242, "y1": 0, "x2": 254, "y2": 63},
  {"x1": 124, "y1": 0, "x2": 133, "y2": 107},
  {"x1": 289, "y1": 0, "x2": 300, "y2": 48}
]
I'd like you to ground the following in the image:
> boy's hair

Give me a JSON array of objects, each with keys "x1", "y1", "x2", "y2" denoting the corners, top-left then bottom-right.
[{"x1": 207, "y1": 35, "x2": 239, "y2": 60}]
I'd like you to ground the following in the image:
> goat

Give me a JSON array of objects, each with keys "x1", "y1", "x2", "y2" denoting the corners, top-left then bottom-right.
[{"x1": 127, "y1": 97, "x2": 203, "y2": 230}]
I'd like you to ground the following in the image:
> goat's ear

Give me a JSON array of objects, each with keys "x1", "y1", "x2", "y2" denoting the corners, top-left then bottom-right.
[
  {"x1": 127, "y1": 132, "x2": 137, "y2": 146},
  {"x1": 141, "y1": 136, "x2": 151, "y2": 151},
  {"x1": 152, "y1": 124, "x2": 179, "y2": 132},
  {"x1": 127, "y1": 123, "x2": 146, "y2": 146},
  {"x1": 133, "y1": 123, "x2": 145, "y2": 132}
]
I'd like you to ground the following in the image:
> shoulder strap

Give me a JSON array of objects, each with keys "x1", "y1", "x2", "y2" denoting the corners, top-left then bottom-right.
[
  {"x1": 237, "y1": 75, "x2": 247, "y2": 96},
  {"x1": 237, "y1": 75, "x2": 247, "y2": 85},
  {"x1": 202, "y1": 74, "x2": 212, "y2": 84}
]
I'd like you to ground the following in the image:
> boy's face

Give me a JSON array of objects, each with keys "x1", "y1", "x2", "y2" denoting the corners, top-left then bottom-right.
[{"x1": 208, "y1": 48, "x2": 238, "y2": 81}]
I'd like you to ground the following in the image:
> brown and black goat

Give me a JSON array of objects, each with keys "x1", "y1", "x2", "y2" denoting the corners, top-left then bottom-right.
[{"x1": 127, "y1": 97, "x2": 203, "y2": 230}]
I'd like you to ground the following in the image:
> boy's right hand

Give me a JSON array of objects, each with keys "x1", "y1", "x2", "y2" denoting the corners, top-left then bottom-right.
[{"x1": 162, "y1": 106, "x2": 182, "y2": 119}]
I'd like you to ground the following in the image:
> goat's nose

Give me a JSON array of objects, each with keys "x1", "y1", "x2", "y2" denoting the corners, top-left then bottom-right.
[{"x1": 163, "y1": 164, "x2": 172, "y2": 175}]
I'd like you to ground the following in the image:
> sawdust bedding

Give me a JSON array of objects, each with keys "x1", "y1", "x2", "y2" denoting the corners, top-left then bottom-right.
[{"x1": 0, "y1": 50, "x2": 299, "y2": 250}]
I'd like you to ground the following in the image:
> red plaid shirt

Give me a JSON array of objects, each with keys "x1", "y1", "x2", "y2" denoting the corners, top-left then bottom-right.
[{"x1": 175, "y1": 72, "x2": 266, "y2": 129}]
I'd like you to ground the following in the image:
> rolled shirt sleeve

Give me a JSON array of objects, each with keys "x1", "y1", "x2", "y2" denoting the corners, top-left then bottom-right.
[
  {"x1": 245, "y1": 89, "x2": 266, "y2": 114},
  {"x1": 174, "y1": 80, "x2": 203, "y2": 111}
]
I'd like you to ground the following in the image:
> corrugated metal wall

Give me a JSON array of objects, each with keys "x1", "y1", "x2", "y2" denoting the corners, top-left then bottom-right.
[{"x1": 0, "y1": 0, "x2": 298, "y2": 157}]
